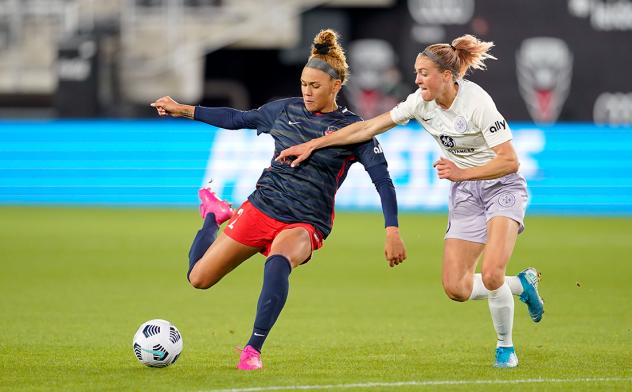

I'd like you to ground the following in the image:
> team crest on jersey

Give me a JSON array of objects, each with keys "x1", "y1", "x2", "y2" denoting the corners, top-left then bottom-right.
[
  {"x1": 454, "y1": 116, "x2": 468, "y2": 133},
  {"x1": 498, "y1": 192, "x2": 516, "y2": 208},
  {"x1": 324, "y1": 126, "x2": 338, "y2": 136}
]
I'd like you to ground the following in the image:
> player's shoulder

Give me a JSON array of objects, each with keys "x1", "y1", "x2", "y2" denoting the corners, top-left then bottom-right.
[
  {"x1": 285, "y1": 97, "x2": 305, "y2": 106},
  {"x1": 459, "y1": 79, "x2": 495, "y2": 104},
  {"x1": 398, "y1": 88, "x2": 422, "y2": 106},
  {"x1": 256, "y1": 97, "x2": 305, "y2": 123},
  {"x1": 339, "y1": 106, "x2": 363, "y2": 123},
  {"x1": 399, "y1": 88, "x2": 426, "y2": 112},
  {"x1": 280, "y1": 97, "x2": 304, "y2": 108},
  {"x1": 261, "y1": 97, "x2": 302, "y2": 111}
]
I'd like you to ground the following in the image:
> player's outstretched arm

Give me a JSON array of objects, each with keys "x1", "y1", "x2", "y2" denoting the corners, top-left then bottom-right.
[
  {"x1": 150, "y1": 96, "x2": 195, "y2": 119},
  {"x1": 151, "y1": 96, "x2": 278, "y2": 131},
  {"x1": 276, "y1": 112, "x2": 397, "y2": 167}
]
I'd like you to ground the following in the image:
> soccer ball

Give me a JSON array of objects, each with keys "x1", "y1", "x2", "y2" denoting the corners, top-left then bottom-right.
[{"x1": 132, "y1": 319, "x2": 183, "y2": 367}]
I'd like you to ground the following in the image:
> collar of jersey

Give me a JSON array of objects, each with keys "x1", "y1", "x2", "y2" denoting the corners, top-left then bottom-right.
[{"x1": 305, "y1": 106, "x2": 345, "y2": 117}]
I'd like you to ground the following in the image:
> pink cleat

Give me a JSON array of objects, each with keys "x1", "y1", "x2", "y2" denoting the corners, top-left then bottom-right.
[
  {"x1": 198, "y1": 183, "x2": 234, "y2": 224},
  {"x1": 236, "y1": 345, "x2": 263, "y2": 371}
]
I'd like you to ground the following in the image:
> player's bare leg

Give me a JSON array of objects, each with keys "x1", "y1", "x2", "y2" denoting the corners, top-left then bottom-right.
[
  {"x1": 189, "y1": 233, "x2": 260, "y2": 289},
  {"x1": 441, "y1": 239, "x2": 485, "y2": 301},
  {"x1": 268, "y1": 227, "x2": 313, "y2": 268},
  {"x1": 187, "y1": 182, "x2": 255, "y2": 286}
]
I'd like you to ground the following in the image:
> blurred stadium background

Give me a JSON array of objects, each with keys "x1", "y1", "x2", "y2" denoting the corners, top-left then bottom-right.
[
  {"x1": 0, "y1": 0, "x2": 632, "y2": 214},
  {"x1": 1, "y1": 1, "x2": 632, "y2": 391},
  {"x1": 1, "y1": 0, "x2": 631, "y2": 210}
]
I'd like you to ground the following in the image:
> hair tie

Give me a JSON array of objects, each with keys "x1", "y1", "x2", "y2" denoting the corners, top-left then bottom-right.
[
  {"x1": 314, "y1": 43, "x2": 330, "y2": 55},
  {"x1": 450, "y1": 44, "x2": 456, "y2": 50}
]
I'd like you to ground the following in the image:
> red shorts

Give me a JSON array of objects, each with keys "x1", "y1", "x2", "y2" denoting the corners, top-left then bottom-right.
[{"x1": 223, "y1": 200, "x2": 324, "y2": 259}]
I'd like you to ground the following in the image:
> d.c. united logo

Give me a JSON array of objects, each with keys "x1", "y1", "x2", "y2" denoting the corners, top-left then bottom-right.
[{"x1": 516, "y1": 37, "x2": 573, "y2": 124}]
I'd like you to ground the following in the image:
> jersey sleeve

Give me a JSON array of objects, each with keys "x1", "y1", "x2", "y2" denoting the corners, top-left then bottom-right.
[
  {"x1": 353, "y1": 137, "x2": 388, "y2": 170},
  {"x1": 194, "y1": 98, "x2": 291, "y2": 134},
  {"x1": 389, "y1": 89, "x2": 420, "y2": 125},
  {"x1": 366, "y1": 163, "x2": 398, "y2": 228},
  {"x1": 472, "y1": 92, "x2": 513, "y2": 148},
  {"x1": 355, "y1": 138, "x2": 398, "y2": 228},
  {"x1": 252, "y1": 98, "x2": 294, "y2": 135}
]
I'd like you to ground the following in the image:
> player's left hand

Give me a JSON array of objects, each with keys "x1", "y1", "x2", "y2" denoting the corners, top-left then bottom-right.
[
  {"x1": 433, "y1": 157, "x2": 466, "y2": 182},
  {"x1": 385, "y1": 227, "x2": 406, "y2": 267},
  {"x1": 275, "y1": 141, "x2": 316, "y2": 167}
]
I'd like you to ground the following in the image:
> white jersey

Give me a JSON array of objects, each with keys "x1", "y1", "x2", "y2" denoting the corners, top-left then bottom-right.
[{"x1": 390, "y1": 79, "x2": 512, "y2": 169}]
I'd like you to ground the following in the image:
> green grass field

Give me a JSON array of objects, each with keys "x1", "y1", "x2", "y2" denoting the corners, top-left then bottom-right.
[{"x1": 1, "y1": 207, "x2": 631, "y2": 391}]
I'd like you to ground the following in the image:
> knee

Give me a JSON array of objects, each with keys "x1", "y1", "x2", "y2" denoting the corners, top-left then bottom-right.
[
  {"x1": 188, "y1": 271, "x2": 215, "y2": 290},
  {"x1": 482, "y1": 270, "x2": 504, "y2": 291},
  {"x1": 442, "y1": 282, "x2": 470, "y2": 302}
]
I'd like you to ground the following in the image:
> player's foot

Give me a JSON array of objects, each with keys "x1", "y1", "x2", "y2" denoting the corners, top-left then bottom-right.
[
  {"x1": 198, "y1": 182, "x2": 234, "y2": 224},
  {"x1": 236, "y1": 345, "x2": 262, "y2": 370},
  {"x1": 494, "y1": 346, "x2": 518, "y2": 368},
  {"x1": 517, "y1": 267, "x2": 544, "y2": 322}
]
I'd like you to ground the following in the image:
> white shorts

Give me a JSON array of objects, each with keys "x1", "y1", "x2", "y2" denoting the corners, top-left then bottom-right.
[{"x1": 445, "y1": 173, "x2": 528, "y2": 244}]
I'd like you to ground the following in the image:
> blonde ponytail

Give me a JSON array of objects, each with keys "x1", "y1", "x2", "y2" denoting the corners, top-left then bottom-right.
[{"x1": 422, "y1": 34, "x2": 496, "y2": 79}]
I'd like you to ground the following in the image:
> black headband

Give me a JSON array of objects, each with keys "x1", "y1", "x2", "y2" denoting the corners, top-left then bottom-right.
[{"x1": 305, "y1": 58, "x2": 340, "y2": 80}]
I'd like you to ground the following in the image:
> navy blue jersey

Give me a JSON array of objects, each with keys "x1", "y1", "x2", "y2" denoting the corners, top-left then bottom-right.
[{"x1": 195, "y1": 98, "x2": 388, "y2": 238}]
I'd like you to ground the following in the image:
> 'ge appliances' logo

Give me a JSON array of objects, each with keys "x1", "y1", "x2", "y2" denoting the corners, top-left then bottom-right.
[{"x1": 440, "y1": 135, "x2": 455, "y2": 148}]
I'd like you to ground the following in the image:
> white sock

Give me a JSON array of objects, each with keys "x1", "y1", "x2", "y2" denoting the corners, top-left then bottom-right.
[
  {"x1": 488, "y1": 282, "x2": 514, "y2": 347},
  {"x1": 469, "y1": 273, "x2": 489, "y2": 300},
  {"x1": 506, "y1": 276, "x2": 523, "y2": 296},
  {"x1": 469, "y1": 274, "x2": 524, "y2": 300}
]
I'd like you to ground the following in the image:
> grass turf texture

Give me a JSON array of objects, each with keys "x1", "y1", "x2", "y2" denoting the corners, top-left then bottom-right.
[{"x1": 1, "y1": 207, "x2": 631, "y2": 391}]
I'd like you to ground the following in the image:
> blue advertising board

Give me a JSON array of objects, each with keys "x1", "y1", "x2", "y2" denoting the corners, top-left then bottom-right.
[{"x1": 1, "y1": 120, "x2": 631, "y2": 215}]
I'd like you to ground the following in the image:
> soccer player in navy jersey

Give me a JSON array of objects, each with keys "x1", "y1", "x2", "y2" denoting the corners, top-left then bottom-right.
[{"x1": 151, "y1": 29, "x2": 407, "y2": 370}]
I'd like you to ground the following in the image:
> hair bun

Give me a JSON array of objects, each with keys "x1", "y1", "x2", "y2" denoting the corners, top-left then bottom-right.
[{"x1": 314, "y1": 43, "x2": 330, "y2": 55}]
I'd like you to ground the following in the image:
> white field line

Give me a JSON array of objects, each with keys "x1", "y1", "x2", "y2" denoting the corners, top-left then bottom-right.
[{"x1": 201, "y1": 377, "x2": 632, "y2": 392}]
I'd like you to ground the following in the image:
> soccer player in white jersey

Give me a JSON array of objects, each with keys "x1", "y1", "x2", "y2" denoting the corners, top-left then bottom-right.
[{"x1": 276, "y1": 34, "x2": 544, "y2": 368}]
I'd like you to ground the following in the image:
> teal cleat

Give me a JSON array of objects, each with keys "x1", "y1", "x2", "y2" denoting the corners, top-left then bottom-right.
[
  {"x1": 518, "y1": 267, "x2": 544, "y2": 322},
  {"x1": 494, "y1": 346, "x2": 518, "y2": 368}
]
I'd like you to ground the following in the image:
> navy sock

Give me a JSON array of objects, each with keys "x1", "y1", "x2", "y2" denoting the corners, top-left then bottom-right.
[
  {"x1": 246, "y1": 255, "x2": 292, "y2": 352},
  {"x1": 187, "y1": 213, "x2": 218, "y2": 281}
]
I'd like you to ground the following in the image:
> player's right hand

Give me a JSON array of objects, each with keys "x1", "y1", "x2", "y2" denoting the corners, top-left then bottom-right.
[
  {"x1": 150, "y1": 96, "x2": 183, "y2": 117},
  {"x1": 275, "y1": 141, "x2": 316, "y2": 167}
]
